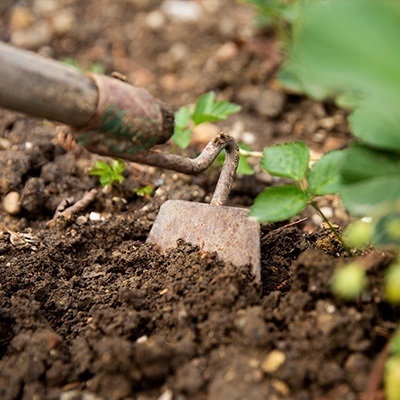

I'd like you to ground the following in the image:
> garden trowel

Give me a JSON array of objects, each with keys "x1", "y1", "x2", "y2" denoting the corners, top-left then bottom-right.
[{"x1": 0, "y1": 42, "x2": 261, "y2": 279}]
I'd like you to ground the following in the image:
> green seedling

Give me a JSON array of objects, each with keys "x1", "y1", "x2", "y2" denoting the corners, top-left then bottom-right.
[
  {"x1": 133, "y1": 185, "x2": 154, "y2": 199},
  {"x1": 331, "y1": 261, "x2": 367, "y2": 301},
  {"x1": 171, "y1": 91, "x2": 250, "y2": 173},
  {"x1": 89, "y1": 159, "x2": 125, "y2": 187},
  {"x1": 172, "y1": 91, "x2": 241, "y2": 149},
  {"x1": 249, "y1": 141, "x2": 348, "y2": 250}
]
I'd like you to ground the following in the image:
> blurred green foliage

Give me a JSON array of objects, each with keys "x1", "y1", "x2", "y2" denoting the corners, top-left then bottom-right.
[
  {"x1": 278, "y1": 2, "x2": 400, "y2": 394},
  {"x1": 279, "y1": 0, "x2": 400, "y2": 216},
  {"x1": 240, "y1": 0, "x2": 301, "y2": 43}
]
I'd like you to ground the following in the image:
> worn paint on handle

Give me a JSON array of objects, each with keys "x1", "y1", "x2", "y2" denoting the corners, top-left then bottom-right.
[{"x1": 75, "y1": 73, "x2": 174, "y2": 157}]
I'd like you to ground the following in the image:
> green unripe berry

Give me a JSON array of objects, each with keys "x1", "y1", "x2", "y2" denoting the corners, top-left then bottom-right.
[
  {"x1": 385, "y1": 355, "x2": 400, "y2": 400},
  {"x1": 385, "y1": 263, "x2": 400, "y2": 304},
  {"x1": 386, "y1": 218, "x2": 400, "y2": 241},
  {"x1": 331, "y1": 262, "x2": 367, "y2": 300},
  {"x1": 345, "y1": 220, "x2": 373, "y2": 249}
]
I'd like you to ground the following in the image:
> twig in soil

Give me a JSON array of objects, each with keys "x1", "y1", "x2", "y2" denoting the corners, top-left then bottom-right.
[
  {"x1": 274, "y1": 217, "x2": 308, "y2": 233},
  {"x1": 53, "y1": 188, "x2": 98, "y2": 219},
  {"x1": 5, "y1": 227, "x2": 40, "y2": 250},
  {"x1": 53, "y1": 196, "x2": 75, "y2": 217}
]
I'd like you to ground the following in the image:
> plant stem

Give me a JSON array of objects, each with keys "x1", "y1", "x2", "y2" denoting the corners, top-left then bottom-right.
[
  {"x1": 238, "y1": 149, "x2": 263, "y2": 158},
  {"x1": 310, "y1": 200, "x2": 352, "y2": 254}
]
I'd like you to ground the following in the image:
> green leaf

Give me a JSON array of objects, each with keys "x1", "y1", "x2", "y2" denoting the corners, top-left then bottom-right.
[
  {"x1": 339, "y1": 144, "x2": 400, "y2": 214},
  {"x1": 171, "y1": 106, "x2": 192, "y2": 148},
  {"x1": 237, "y1": 154, "x2": 255, "y2": 176},
  {"x1": 89, "y1": 62, "x2": 105, "y2": 74},
  {"x1": 60, "y1": 56, "x2": 80, "y2": 69},
  {"x1": 334, "y1": 90, "x2": 364, "y2": 110},
  {"x1": 192, "y1": 92, "x2": 215, "y2": 125},
  {"x1": 261, "y1": 141, "x2": 310, "y2": 181},
  {"x1": 134, "y1": 185, "x2": 154, "y2": 198},
  {"x1": 172, "y1": 126, "x2": 192, "y2": 148},
  {"x1": 192, "y1": 91, "x2": 241, "y2": 125},
  {"x1": 281, "y1": 1, "x2": 400, "y2": 152},
  {"x1": 341, "y1": 145, "x2": 400, "y2": 184},
  {"x1": 211, "y1": 100, "x2": 242, "y2": 120},
  {"x1": 89, "y1": 159, "x2": 125, "y2": 187},
  {"x1": 308, "y1": 150, "x2": 345, "y2": 195},
  {"x1": 374, "y1": 212, "x2": 400, "y2": 247},
  {"x1": 174, "y1": 105, "x2": 191, "y2": 128},
  {"x1": 249, "y1": 185, "x2": 309, "y2": 222},
  {"x1": 340, "y1": 175, "x2": 400, "y2": 216},
  {"x1": 349, "y1": 95, "x2": 400, "y2": 152},
  {"x1": 110, "y1": 159, "x2": 125, "y2": 176}
]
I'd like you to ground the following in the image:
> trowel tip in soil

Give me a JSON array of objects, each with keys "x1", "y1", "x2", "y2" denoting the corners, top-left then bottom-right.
[{"x1": 146, "y1": 200, "x2": 261, "y2": 280}]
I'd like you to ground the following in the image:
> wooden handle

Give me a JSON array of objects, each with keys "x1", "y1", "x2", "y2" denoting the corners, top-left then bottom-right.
[
  {"x1": 0, "y1": 41, "x2": 98, "y2": 126},
  {"x1": 0, "y1": 42, "x2": 175, "y2": 158}
]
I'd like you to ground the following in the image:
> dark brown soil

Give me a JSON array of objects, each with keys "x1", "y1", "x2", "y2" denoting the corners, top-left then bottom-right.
[{"x1": 1, "y1": 1, "x2": 399, "y2": 399}]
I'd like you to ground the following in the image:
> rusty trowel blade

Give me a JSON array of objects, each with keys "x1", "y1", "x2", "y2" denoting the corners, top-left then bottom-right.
[{"x1": 146, "y1": 200, "x2": 261, "y2": 280}]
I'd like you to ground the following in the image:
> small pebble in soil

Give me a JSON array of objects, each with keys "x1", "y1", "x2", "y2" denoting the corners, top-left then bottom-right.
[
  {"x1": 89, "y1": 212, "x2": 105, "y2": 222},
  {"x1": 161, "y1": 1, "x2": 202, "y2": 22},
  {"x1": 146, "y1": 10, "x2": 166, "y2": 30},
  {"x1": 2, "y1": 191, "x2": 21, "y2": 215},
  {"x1": 271, "y1": 378, "x2": 290, "y2": 396},
  {"x1": 157, "y1": 389, "x2": 173, "y2": 400},
  {"x1": 261, "y1": 350, "x2": 286, "y2": 374},
  {"x1": 214, "y1": 42, "x2": 239, "y2": 63},
  {"x1": 76, "y1": 215, "x2": 89, "y2": 225},
  {"x1": 60, "y1": 391, "x2": 102, "y2": 400},
  {"x1": 0, "y1": 138, "x2": 11, "y2": 150},
  {"x1": 136, "y1": 335, "x2": 148, "y2": 344}
]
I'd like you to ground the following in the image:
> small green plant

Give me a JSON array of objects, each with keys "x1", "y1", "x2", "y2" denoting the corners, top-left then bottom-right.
[
  {"x1": 249, "y1": 141, "x2": 348, "y2": 248},
  {"x1": 172, "y1": 91, "x2": 241, "y2": 149},
  {"x1": 133, "y1": 185, "x2": 154, "y2": 199},
  {"x1": 89, "y1": 159, "x2": 125, "y2": 187},
  {"x1": 171, "y1": 91, "x2": 253, "y2": 174}
]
